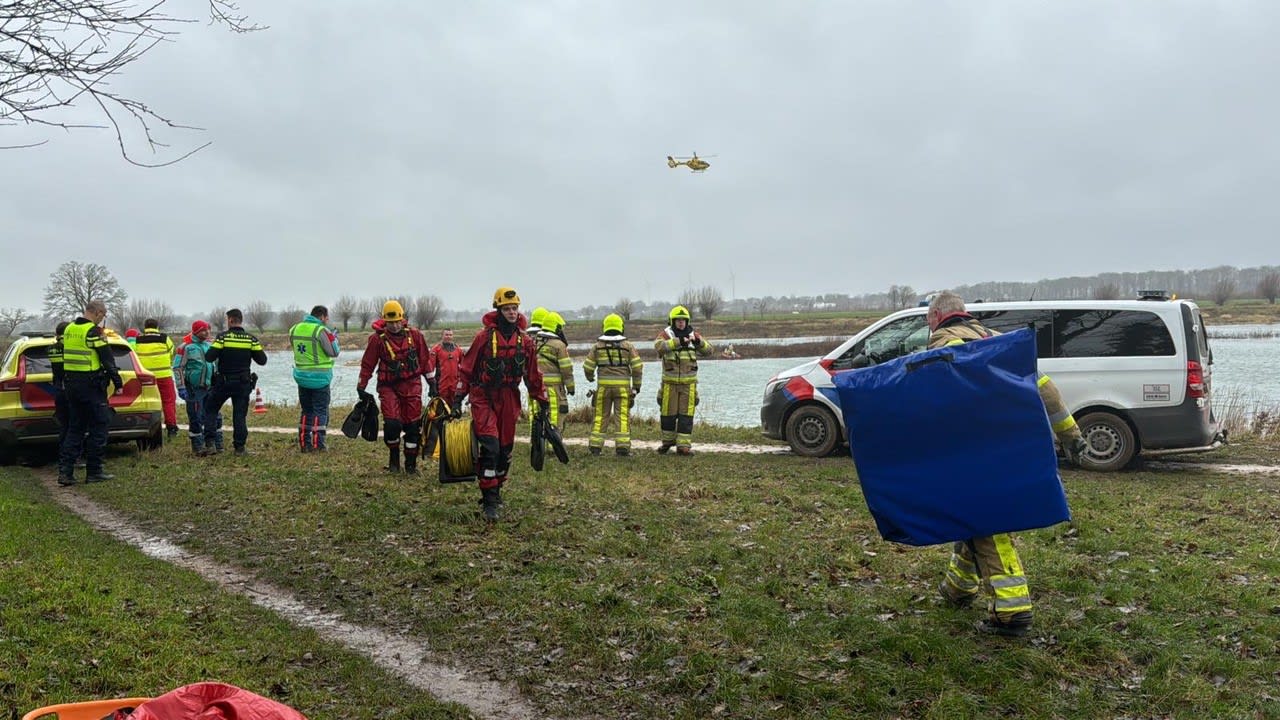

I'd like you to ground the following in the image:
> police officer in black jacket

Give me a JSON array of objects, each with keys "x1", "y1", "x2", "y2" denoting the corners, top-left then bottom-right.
[
  {"x1": 202, "y1": 308, "x2": 268, "y2": 456},
  {"x1": 57, "y1": 301, "x2": 122, "y2": 485}
]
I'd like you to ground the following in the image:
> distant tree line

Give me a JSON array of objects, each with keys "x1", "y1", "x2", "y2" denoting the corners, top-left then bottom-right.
[{"x1": 6, "y1": 262, "x2": 1280, "y2": 339}]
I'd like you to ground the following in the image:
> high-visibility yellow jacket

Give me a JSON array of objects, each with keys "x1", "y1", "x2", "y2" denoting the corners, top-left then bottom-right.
[
  {"x1": 133, "y1": 329, "x2": 175, "y2": 379},
  {"x1": 583, "y1": 335, "x2": 642, "y2": 391}
]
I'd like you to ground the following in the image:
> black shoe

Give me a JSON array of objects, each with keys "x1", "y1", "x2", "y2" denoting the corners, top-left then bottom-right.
[
  {"x1": 616, "y1": 447, "x2": 630, "y2": 456},
  {"x1": 404, "y1": 458, "x2": 419, "y2": 476},
  {"x1": 938, "y1": 581, "x2": 975, "y2": 609},
  {"x1": 57, "y1": 473, "x2": 76, "y2": 486},
  {"x1": 977, "y1": 612, "x2": 1033, "y2": 637},
  {"x1": 166, "y1": 425, "x2": 180, "y2": 439},
  {"x1": 85, "y1": 472, "x2": 114, "y2": 483},
  {"x1": 589, "y1": 447, "x2": 601, "y2": 456},
  {"x1": 657, "y1": 443, "x2": 674, "y2": 454},
  {"x1": 233, "y1": 447, "x2": 248, "y2": 456}
]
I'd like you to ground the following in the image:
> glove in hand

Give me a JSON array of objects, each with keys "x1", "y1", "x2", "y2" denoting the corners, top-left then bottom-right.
[{"x1": 357, "y1": 387, "x2": 373, "y2": 402}]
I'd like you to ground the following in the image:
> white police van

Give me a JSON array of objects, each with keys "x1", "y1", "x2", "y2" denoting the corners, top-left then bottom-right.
[{"x1": 760, "y1": 293, "x2": 1224, "y2": 471}]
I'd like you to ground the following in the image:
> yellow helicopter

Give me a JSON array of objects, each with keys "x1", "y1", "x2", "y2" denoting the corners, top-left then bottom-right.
[{"x1": 667, "y1": 152, "x2": 714, "y2": 172}]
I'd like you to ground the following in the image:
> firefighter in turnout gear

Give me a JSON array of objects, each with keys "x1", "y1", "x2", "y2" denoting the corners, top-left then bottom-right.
[
  {"x1": 583, "y1": 313, "x2": 643, "y2": 455},
  {"x1": 57, "y1": 300, "x2": 123, "y2": 485},
  {"x1": 358, "y1": 300, "x2": 435, "y2": 475},
  {"x1": 458, "y1": 287, "x2": 547, "y2": 522},
  {"x1": 534, "y1": 312, "x2": 575, "y2": 433},
  {"x1": 654, "y1": 305, "x2": 712, "y2": 454},
  {"x1": 133, "y1": 318, "x2": 179, "y2": 438},
  {"x1": 926, "y1": 291, "x2": 1087, "y2": 637}
]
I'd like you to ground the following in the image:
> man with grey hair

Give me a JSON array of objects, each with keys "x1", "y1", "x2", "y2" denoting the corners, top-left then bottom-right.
[
  {"x1": 925, "y1": 290, "x2": 1087, "y2": 637},
  {"x1": 57, "y1": 299, "x2": 122, "y2": 485}
]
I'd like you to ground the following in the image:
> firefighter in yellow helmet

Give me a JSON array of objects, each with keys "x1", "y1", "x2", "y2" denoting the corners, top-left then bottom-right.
[
  {"x1": 583, "y1": 313, "x2": 643, "y2": 455},
  {"x1": 653, "y1": 305, "x2": 712, "y2": 454},
  {"x1": 533, "y1": 311, "x2": 575, "y2": 434},
  {"x1": 926, "y1": 291, "x2": 1087, "y2": 637},
  {"x1": 357, "y1": 300, "x2": 435, "y2": 475},
  {"x1": 457, "y1": 286, "x2": 547, "y2": 521},
  {"x1": 528, "y1": 307, "x2": 548, "y2": 335}
]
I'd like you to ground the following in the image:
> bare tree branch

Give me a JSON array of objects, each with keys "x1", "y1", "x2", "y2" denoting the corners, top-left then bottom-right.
[
  {"x1": 0, "y1": 306, "x2": 36, "y2": 336},
  {"x1": 333, "y1": 294, "x2": 357, "y2": 332},
  {"x1": 42, "y1": 260, "x2": 128, "y2": 319},
  {"x1": 207, "y1": 305, "x2": 227, "y2": 332},
  {"x1": 244, "y1": 299, "x2": 273, "y2": 333},
  {"x1": 613, "y1": 297, "x2": 634, "y2": 323},
  {"x1": 412, "y1": 294, "x2": 444, "y2": 330},
  {"x1": 2, "y1": 0, "x2": 261, "y2": 164}
]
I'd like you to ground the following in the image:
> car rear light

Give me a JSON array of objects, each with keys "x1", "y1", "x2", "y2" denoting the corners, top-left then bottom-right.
[
  {"x1": 0, "y1": 379, "x2": 22, "y2": 392},
  {"x1": 1186, "y1": 360, "x2": 1205, "y2": 399}
]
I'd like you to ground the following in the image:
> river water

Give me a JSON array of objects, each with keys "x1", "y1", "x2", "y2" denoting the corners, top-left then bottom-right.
[{"x1": 246, "y1": 327, "x2": 1279, "y2": 428}]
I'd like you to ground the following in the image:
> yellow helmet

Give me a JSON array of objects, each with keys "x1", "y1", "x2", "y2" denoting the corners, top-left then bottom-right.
[
  {"x1": 529, "y1": 307, "x2": 548, "y2": 328},
  {"x1": 382, "y1": 300, "x2": 405, "y2": 321},
  {"x1": 543, "y1": 312, "x2": 565, "y2": 334},
  {"x1": 669, "y1": 305, "x2": 692, "y2": 322},
  {"x1": 492, "y1": 286, "x2": 521, "y2": 309},
  {"x1": 602, "y1": 313, "x2": 624, "y2": 334}
]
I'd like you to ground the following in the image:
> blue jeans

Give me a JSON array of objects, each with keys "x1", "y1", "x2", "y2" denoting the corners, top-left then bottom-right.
[
  {"x1": 297, "y1": 384, "x2": 331, "y2": 450},
  {"x1": 185, "y1": 387, "x2": 223, "y2": 449}
]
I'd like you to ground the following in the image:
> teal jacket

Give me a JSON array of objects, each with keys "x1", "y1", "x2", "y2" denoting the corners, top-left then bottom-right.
[{"x1": 291, "y1": 314, "x2": 341, "y2": 390}]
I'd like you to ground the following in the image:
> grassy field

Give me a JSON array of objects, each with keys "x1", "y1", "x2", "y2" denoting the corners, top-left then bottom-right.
[{"x1": 3, "y1": 429, "x2": 1279, "y2": 719}]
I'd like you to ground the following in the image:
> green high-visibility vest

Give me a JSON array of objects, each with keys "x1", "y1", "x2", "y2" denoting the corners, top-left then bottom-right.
[
  {"x1": 289, "y1": 321, "x2": 334, "y2": 372},
  {"x1": 62, "y1": 319, "x2": 105, "y2": 373}
]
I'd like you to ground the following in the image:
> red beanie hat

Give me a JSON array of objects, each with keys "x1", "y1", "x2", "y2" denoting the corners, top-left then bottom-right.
[
  {"x1": 191, "y1": 320, "x2": 210, "y2": 334},
  {"x1": 125, "y1": 328, "x2": 140, "y2": 338}
]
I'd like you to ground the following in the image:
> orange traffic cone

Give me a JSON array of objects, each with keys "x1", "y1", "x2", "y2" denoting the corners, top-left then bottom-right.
[{"x1": 253, "y1": 387, "x2": 267, "y2": 414}]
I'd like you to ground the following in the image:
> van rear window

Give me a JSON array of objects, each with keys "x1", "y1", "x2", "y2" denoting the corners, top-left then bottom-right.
[{"x1": 1052, "y1": 310, "x2": 1175, "y2": 358}]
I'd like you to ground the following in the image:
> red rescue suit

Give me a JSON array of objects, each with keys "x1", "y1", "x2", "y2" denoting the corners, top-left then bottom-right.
[
  {"x1": 359, "y1": 320, "x2": 434, "y2": 448},
  {"x1": 430, "y1": 341, "x2": 465, "y2": 406},
  {"x1": 459, "y1": 311, "x2": 546, "y2": 489},
  {"x1": 130, "y1": 681, "x2": 307, "y2": 720}
]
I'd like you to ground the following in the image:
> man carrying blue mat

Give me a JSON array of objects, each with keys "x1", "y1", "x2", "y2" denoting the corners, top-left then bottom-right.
[{"x1": 835, "y1": 292, "x2": 1088, "y2": 637}]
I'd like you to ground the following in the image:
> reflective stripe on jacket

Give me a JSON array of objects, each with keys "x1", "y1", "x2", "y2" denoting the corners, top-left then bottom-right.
[
  {"x1": 62, "y1": 318, "x2": 107, "y2": 373},
  {"x1": 654, "y1": 327, "x2": 712, "y2": 384},
  {"x1": 583, "y1": 337, "x2": 642, "y2": 390},
  {"x1": 133, "y1": 329, "x2": 175, "y2": 378},
  {"x1": 536, "y1": 333, "x2": 575, "y2": 392},
  {"x1": 290, "y1": 315, "x2": 339, "y2": 389}
]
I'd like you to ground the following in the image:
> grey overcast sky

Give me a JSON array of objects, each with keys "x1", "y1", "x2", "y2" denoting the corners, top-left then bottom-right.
[{"x1": 3, "y1": 0, "x2": 1278, "y2": 316}]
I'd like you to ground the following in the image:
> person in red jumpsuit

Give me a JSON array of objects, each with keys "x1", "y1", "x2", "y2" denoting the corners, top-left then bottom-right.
[
  {"x1": 358, "y1": 300, "x2": 435, "y2": 475},
  {"x1": 424, "y1": 327, "x2": 465, "y2": 457},
  {"x1": 457, "y1": 286, "x2": 546, "y2": 521}
]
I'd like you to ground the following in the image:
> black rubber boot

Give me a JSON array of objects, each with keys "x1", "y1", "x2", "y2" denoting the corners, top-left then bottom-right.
[
  {"x1": 167, "y1": 424, "x2": 180, "y2": 439},
  {"x1": 481, "y1": 487, "x2": 501, "y2": 522},
  {"x1": 404, "y1": 453, "x2": 418, "y2": 476},
  {"x1": 190, "y1": 437, "x2": 205, "y2": 456},
  {"x1": 978, "y1": 611, "x2": 1033, "y2": 637},
  {"x1": 386, "y1": 446, "x2": 401, "y2": 473},
  {"x1": 57, "y1": 470, "x2": 76, "y2": 486},
  {"x1": 657, "y1": 442, "x2": 674, "y2": 454},
  {"x1": 616, "y1": 447, "x2": 630, "y2": 457}
]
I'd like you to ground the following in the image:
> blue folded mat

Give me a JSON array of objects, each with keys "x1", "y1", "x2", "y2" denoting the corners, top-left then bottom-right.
[{"x1": 833, "y1": 328, "x2": 1070, "y2": 546}]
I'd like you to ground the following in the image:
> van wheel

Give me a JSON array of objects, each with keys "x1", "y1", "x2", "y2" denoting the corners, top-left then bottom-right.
[
  {"x1": 786, "y1": 405, "x2": 840, "y2": 458},
  {"x1": 1076, "y1": 412, "x2": 1136, "y2": 472}
]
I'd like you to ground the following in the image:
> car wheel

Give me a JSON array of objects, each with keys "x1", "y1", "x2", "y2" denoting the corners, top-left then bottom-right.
[
  {"x1": 1075, "y1": 412, "x2": 1136, "y2": 472},
  {"x1": 785, "y1": 405, "x2": 840, "y2": 458},
  {"x1": 137, "y1": 428, "x2": 163, "y2": 452},
  {"x1": 0, "y1": 445, "x2": 15, "y2": 466}
]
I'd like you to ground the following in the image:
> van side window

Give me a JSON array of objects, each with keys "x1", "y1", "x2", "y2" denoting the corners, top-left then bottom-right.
[
  {"x1": 833, "y1": 315, "x2": 929, "y2": 370},
  {"x1": 1052, "y1": 310, "x2": 1175, "y2": 357},
  {"x1": 970, "y1": 310, "x2": 1053, "y2": 358}
]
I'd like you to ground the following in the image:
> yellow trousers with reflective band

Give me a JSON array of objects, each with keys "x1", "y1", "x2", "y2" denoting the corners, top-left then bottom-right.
[
  {"x1": 530, "y1": 382, "x2": 567, "y2": 433},
  {"x1": 590, "y1": 383, "x2": 630, "y2": 450},
  {"x1": 941, "y1": 534, "x2": 1032, "y2": 621},
  {"x1": 658, "y1": 381, "x2": 697, "y2": 449}
]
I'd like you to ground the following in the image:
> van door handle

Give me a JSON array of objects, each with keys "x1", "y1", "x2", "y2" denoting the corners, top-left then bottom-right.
[{"x1": 906, "y1": 353, "x2": 954, "y2": 372}]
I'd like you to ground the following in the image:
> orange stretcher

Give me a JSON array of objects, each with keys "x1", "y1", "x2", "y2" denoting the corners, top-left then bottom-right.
[{"x1": 23, "y1": 698, "x2": 152, "y2": 720}]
